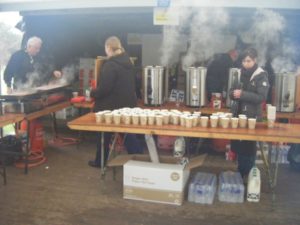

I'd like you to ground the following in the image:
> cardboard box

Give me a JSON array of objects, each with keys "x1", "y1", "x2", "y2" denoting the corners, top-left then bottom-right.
[{"x1": 111, "y1": 154, "x2": 206, "y2": 205}]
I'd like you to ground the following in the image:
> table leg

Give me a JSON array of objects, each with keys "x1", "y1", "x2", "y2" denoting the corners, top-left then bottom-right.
[
  {"x1": 259, "y1": 142, "x2": 280, "y2": 210},
  {"x1": 185, "y1": 137, "x2": 190, "y2": 158},
  {"x1": 108, "y1": 133, "x2": 119, "y2": 181},
  {"x1": 100, "y1": 132, "x2": 105, "y2": 179},
  {"x1": 24, "y1": 120, "x2": 30, "y2": 174},
  {"x1": 1, "y1": 155, "x2": 7, "y2": 185},
  {"x1": 52, "y1": 112, "x2": 58, "y2": 139}
]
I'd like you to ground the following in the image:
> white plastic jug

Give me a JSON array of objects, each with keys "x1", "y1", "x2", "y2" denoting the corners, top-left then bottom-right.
[{"x1": 247, "y1": 166, "x2": 261, "y2": 202}]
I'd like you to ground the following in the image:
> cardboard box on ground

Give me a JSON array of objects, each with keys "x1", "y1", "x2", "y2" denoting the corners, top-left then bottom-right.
[{"x1": 107, "y1": 154, "x2": 207, "y2": 206}]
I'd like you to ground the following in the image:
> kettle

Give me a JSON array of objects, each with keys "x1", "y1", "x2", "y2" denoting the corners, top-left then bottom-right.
[
  {"x1": 143, "y1": 66, "x2": 165, "y2": 106},
  {"x1": 185, "y1": 67, "x2": 207, "y2": 107}
]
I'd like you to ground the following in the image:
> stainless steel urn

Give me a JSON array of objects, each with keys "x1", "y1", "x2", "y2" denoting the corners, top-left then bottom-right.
[
  {"x1": 226, "y1": 68, "x2": 241, "y2": 107},
  {"x1": 143, "y1": 66, "x2": 165, "y2": 106},
  {"x1": 185, "y1": 67, "x2": 207, "y2": 107},
  {"x1": 274, "y1": 72, "x2": 297, "y2": 112}
]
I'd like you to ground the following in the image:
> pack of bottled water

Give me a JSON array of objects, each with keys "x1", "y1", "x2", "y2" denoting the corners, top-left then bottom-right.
[
  {"x1": 218, "y1": 171, "x2": 244, "y2": 203},
  {"x1": 270, "y1": 145, "x2": 290, "y2": 164},
  {"x1": 256, "y1": 142, "x2": 290, "y2": 164},
  {"x1": 188, "y1": 172, "x2": 217, "y2": 204}
]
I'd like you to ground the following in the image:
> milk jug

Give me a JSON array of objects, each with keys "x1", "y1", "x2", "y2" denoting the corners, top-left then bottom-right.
[{"x1": 247, "y1": 166, "x2": 261, "y2": 202}]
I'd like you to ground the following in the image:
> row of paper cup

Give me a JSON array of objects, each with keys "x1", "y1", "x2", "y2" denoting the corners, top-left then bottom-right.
[{"x1": 94, "y1": 108, "x2": 257, "y2": 129}]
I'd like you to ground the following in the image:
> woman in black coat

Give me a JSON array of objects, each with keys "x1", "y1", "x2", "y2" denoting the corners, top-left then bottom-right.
[
  {"x1": 88, "y1": 36, "x2": 142, "y2": 167},
  {"x1": 230, "y1": 47, "x2": 270, "y2": 177}
]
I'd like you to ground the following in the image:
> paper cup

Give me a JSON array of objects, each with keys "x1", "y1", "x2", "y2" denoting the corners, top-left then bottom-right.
[
  {"x1": 192, "y1": 116, "x2": 199, "y2": 127},
  {"x1": 95, "y1": 113, "x2": 104, "y2": 123},
  {"x1": 124, "y1": 114, "x2": 131, "y2": 125},
  {"x1": 239, "y1": 117, "x2": 247, "y2": 128},
  {"x1": 200, "y1": 116, "x2": 209, "y2": 128},
  {"x1": 140, "y1": 114, "x2": 148, "y2": 126},
  {"x1": 132, "y1": 114, "x2": 139, "y2": 125},
  {"x1": 179, "y1": 115, "x2": 185, "y2": 127},
  {"x1": 220, "y1": 117, "x2": 230, "y2": 128},
  {"x1": 155, "y1": 115, "x2": 163, "y2": 126},
  {"x1": 162, "y1": 113, "x2": 170, "y2": 125},
  {"x1": 210, "y1": 116, "x2": 219, "y2": 128},
  {"x1": 148, "y1": 114, "x2": 155, "y2": 125},
  {"x1": 104, "y1": 113, "x2": 113, "y2": 124},
  {"x1": 113, "y1": 114, "x2": 121, "y2": 125},
  {"x1": 185, "y1": 117, "x2": 193, "y2": 128},
  {"x1": 248, "y1": 118, "x2": 256, "y2": 129},
  {"x1": 231, "y1": 117, "x2": 239, "y2": 128},
  {"x1": 171, "y1": 114, "x2": 179, "y2": 125}
]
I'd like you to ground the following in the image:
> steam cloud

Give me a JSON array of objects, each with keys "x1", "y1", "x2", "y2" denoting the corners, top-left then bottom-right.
[
  {"x1": 160, "y1": 6, "x2": 229, "y2": 69},
  {"x1": 182, "y1": 8, "x2": 229, "y2": 69},
  {"x1": 160, "y1": 6, "x2": 299, "y2": 74},
  {"x1": 14, "y1": 63, "x2": 78, "y2": 91}
]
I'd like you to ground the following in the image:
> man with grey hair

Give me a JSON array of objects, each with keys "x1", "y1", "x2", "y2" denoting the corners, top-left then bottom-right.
[{"x1": 4, "y1": 36, "x2": 62, "y2": 93}]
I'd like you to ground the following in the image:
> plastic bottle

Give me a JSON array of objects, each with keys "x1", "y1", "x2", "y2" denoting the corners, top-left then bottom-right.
[{"x1": 247, "y1": 166, "x2": 261, "y2": 202}]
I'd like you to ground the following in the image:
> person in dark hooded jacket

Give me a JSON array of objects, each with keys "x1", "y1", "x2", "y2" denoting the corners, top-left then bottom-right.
[
  {"x1": 206, "y1": 49, "x2": 238, "y2": 102},
  {"x1": 88, "y1": 36, "x2": 142, "y2": 168},
  {"x1": 230, "y1": 47, "x2": 269, "y2": 177}
]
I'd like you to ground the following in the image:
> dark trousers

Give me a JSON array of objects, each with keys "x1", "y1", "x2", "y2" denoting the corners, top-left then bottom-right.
[
  {"x1": 231, "y1": 140, "x2": 257, "y2": 177},
  {"x1": 94, "y1": 132, "x2": 143, "y2": 166}
]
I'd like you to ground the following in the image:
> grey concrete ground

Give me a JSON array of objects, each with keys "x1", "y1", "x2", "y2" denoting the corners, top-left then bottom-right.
[{"x1": 0, "y1": 126, "x2": 300, "y2": 225}]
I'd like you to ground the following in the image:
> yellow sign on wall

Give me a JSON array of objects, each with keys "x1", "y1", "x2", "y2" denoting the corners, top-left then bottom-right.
[{"x1": 153, "y1": 7, "x2": 179, "y2": 26}]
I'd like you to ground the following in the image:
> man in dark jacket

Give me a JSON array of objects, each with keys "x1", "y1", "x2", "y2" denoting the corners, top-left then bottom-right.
[
  {"x1": 230, "y1": 47, "x2": 269, "y2": 177},
  {"x1": 206, "y1": 49, "x2": 238, "y2": 102},
  {"x1": 4, "y1": 36, "x2": 61, "y2": 92},
  {"x1": 89, "y1": 36, "x2": 142, "y2": 168}
]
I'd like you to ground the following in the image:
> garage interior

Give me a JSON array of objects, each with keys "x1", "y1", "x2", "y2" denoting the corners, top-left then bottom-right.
[{"x1": 1, "y1": 1, "x2": 300, "y2": 225}]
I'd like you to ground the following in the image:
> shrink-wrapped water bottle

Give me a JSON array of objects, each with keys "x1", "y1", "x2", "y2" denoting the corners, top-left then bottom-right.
[
  {"x1": 188, "y1": 172, "x2": 217, "y2": 204},
  {"x1": 218, "y1": 171, "x2": 244, "y2": 203}
]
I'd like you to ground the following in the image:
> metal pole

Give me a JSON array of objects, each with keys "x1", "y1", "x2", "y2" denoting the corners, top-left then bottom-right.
[{"x1": 100, "y1": 132, "x2": 105, "y2": 179}]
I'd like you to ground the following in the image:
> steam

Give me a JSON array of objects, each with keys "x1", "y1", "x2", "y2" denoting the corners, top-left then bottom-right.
[
  {"x1": 160, "y1": 5, "x2": 190, "y2": 66},
  {"x1": 271, "y1": 41, "x2": 299, "y2": 73},
  {"x1": 241, "y1": 9, "x2": 285, "y2": 66},
  {"x1": 160, "y1": 6, "x2": 299, "y2": 74},
  {"x1": 182, "y1": 8, "x2": 229, "y2": 68},
  {"x1": 160, "y1": 6, "x2": 229, "y2": 69},
  {"x1": 59, "y1": 64, "x2": 78, "y2": 84},
  {"x1": 14, "y1": 63, "x2": 78, "y2": 90}
]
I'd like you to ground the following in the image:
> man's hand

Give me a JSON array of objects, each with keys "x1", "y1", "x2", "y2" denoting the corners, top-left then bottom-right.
[{"x1": 53, "y1": 70, "x2": 62, "y2": 79}]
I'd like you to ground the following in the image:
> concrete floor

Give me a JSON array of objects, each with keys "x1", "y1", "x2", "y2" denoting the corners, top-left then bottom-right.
[{"x1": 1, "y1": 126, "x2": 300, "y2": 225}]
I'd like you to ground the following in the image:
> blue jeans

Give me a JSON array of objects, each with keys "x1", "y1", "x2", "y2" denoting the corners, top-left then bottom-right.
[{"x1": 94, "y1": 132, "x2": 143, "y2": 166}]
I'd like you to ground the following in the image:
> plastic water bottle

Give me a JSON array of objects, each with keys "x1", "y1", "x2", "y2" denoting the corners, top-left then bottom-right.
[{"x1": 247, "y1": 166, "x2": 261, "y2": 202}]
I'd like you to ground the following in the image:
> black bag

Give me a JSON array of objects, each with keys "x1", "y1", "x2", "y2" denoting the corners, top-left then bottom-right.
[
  {"x1": 288, "y1": 144, "x2": 300, "y2": 171},
  {"x1": 0, "y1": 135, "x2": 23, "y2": 166}
]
